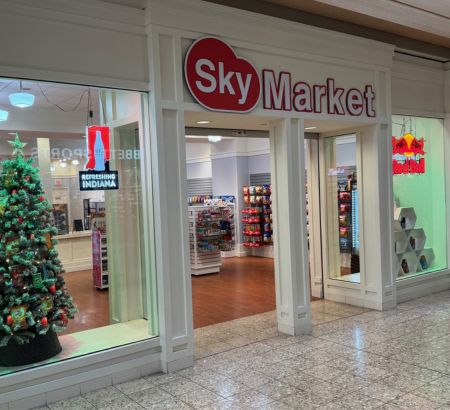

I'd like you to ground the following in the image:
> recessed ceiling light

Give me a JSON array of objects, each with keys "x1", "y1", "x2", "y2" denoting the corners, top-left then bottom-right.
[
  {"x1": 208, "y1": 135, "x2": 222, "y2": 143},
  {"x1": 304, "y1": 126, "x2": 317, "y2": 130},
  {"x1": 59, "y1": 161, "x2": 67, "y2": 168},
  {"x1": 72, "y1": 159, "x2": 80, "y2": 165},
  {"x1": 9, "y1": 81, "x2": 34, "y2": 108},
  {"x1": 0, "y1": 109, "x2": 8, "y2": 121},
  {"x1": 50, "y1": 166, "x2": 55, "y2": 172},
  {"x1": 196, "y1": 120, "x2": 211, "y2": 125}
]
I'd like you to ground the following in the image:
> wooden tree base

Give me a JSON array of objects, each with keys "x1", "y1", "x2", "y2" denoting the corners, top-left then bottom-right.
[{"x1": 0, "y1": 331, "x2": 62, "y2": 367}]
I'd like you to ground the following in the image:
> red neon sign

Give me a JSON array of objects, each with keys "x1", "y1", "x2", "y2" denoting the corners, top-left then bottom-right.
[{"x1": 392, "y1": 133, "x2": 426, "y2": 175}]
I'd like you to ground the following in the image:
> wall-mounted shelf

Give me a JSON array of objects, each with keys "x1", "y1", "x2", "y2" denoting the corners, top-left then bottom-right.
[{"x1": 394, "y1": 207, "x2": 434, "y2": 279}]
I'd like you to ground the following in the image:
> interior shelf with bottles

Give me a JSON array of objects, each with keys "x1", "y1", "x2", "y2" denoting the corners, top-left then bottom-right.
[
  {"x1": 91, "y1": 216, "x2": 109, "y2": 289},
  {"x1": 242, "y1": 185, "x2": 272, "y2": 247},
  {"x1": 337, "y1": 170, "x2": 360, "y2": 274},
  {"x1": 394, "y1": 207, "x2": 435, "y2": 279},
  {"x1": 188, "y1": 204, "x2": 235, "y2": 275}
]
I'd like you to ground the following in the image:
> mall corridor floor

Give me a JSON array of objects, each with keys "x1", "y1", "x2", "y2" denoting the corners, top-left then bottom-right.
[{"x1": 37, "y1": 291, "x2": 450, "y2": 409}]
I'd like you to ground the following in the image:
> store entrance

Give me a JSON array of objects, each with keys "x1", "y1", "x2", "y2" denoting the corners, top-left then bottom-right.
[{"x1": 185, "y1": 114, "x2": 276, "y2": 329}]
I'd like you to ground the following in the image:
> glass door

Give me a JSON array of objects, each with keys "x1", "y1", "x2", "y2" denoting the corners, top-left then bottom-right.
[{"x1": 323, "y1": 134, "x2": 361, "y2": 283}]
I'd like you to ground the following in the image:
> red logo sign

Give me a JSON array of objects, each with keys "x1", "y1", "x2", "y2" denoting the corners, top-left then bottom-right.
[
  {"x1": 184, "y1": 37, "x2": 261, "y2": 113},
  {"x1": 392, "y1": 133, "x2": 426, "y2": 174}
]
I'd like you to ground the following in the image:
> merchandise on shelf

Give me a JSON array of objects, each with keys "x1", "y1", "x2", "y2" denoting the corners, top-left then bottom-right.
[
  {"x1": 394, "y1": 206, "x2": 435, "y2": 279},
  {"x1": 187, "y1": 195, "x2": 212, "y2": 205},
  {"x1": 188, "y1": 205, "x2": 235, "y2": 275},
  {"x1": 52, "y1": 204, "x2": 69, "y2": 235},
  {"x1": 91, "y1": 216, "x2": 109, "y2": 289},
  {"x1": 242, "y1": 184, "x2": 272, "y2": 247},
  {"x1": 337, "y1": 171, "x2": 360, "y2": 273}
]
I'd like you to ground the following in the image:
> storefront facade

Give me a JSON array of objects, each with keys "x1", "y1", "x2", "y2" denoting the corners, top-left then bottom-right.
[{"x1": 0, "y1": 0, "x2": 449, "y2": 407}]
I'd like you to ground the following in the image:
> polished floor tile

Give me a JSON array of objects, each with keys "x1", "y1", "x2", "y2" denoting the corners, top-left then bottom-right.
[{"x1": 39, "y1": 289, "x2": 450, "y2": 410}]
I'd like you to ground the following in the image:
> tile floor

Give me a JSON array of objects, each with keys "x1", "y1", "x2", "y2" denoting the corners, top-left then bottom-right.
[{"x1": 35, "y1": 290, "x2": 450, "y2": 409}]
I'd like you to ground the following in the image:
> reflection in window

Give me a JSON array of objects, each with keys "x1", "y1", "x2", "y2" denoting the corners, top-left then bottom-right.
[
  {"x1": 393, "y1": 115, "x2": 446, "y2": 279},
  {"x1": 325, "y1": 135, "x2": 361, "y2": 283}
]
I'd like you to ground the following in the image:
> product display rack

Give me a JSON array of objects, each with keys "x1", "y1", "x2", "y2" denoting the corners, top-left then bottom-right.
[
  {"x1": 242, "y1": 185, "x2": 272, "y2": 247},
  {"x1": 52, "y1": 204, "x2": 69, "y2": 235},
  {"x1": 91, "y1": 216, "x2": 109, "y2": 289},
  {"x1": 394, "y1": 207, "x2": 435, "y2": 279},
  {"x1": 188, "y1": 204, "x2": 235, "y2": 275},
  {"x1": 337, "y1": 171, "x2": 360, "y2": 274}
]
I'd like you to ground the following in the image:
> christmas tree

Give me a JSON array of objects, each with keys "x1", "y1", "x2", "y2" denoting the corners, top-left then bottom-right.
[{"x1": 0, "y1": 135, "x2": 76, "y2": 350}]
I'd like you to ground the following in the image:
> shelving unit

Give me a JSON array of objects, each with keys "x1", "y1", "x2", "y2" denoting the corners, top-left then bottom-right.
[
  {"x1": 242, "y1": 185, "x2": 272, "y2": 248},
  {"x1": 52, "y1": 204, "x2": 69, "y2": 235},
  {"x1": 394, "y1": 207, "x2": 435, "y2": 278},
  {"x1": 91, "y1": 216, "x2": 109, "y2": 289},
  {"x1": 189, "y1": 205, "x2": 235, "y2": 275}
]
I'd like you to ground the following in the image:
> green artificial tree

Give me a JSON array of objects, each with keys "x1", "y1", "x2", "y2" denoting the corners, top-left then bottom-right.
[{"x1": 0, "y1": 135, "x2": 76, "y2": 366}]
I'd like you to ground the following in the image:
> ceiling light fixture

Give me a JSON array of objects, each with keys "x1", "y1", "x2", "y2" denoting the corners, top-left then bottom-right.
[
  {"x1": 9, "y1": 81, "x2": 35, "y2": 108},
  {"x1": 196, "y1": 120, "x2": 211, "y2": 125},
  {"x1": 208, "y1": 135, "x2": 222, "y2": 143},
  {"x1": 304, "y1": 126, "x2": 317, "y2": 130},
  {"x1": 72, "y1": 159, "x2": 80, "y2": 165},
  {"x1": 0, "y1": 109, "x2": 8, "y2": 121},
  {"x1": 59, "y1": 161, "x2": 67, "y2": 168}
]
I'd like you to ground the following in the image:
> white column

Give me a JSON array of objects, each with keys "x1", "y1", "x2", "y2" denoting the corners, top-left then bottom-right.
[
  {"x1": 270, "y1": 118, "x2": 311, "y2": 335},
  {"x1": 306, "y1": 138, "x2": 323, "y2": 299},
  {"x1": 37, "y1": 138, "x2": 52, "y2": 204},
  {"x1": 148, "y1": 28, "x2": 194, "y2": 372},
  {"x1": 359, "y1": 123, "x2": 396, "y2": 310}
]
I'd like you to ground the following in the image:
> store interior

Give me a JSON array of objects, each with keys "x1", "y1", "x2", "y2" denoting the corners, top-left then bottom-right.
[
  {"x1": 184, "y1": 111, "x2": 369, "y2": 329},
  {"x1": 0, "y1": 78, "x2": 154, "y2": 373}
]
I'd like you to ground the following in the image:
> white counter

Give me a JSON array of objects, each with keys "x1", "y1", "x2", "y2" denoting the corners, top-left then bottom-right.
[{"x1": 55, "y1": 231, "x2": 93, "y2": 272}]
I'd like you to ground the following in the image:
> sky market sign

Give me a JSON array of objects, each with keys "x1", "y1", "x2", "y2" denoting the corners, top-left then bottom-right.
[{"x1": 184, "y1": 37, "x2": 376, "y2": 117}]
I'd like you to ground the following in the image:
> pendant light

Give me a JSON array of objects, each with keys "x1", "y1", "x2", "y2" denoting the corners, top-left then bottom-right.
[
  {"x1": 0, "y1": 109, "x2": 8, "y2": 121},
  {"x1": 9, "y1": 81, "x2": 35, "y2": 108}
]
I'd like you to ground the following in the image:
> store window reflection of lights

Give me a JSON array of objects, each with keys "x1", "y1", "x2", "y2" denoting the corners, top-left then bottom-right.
[
  {"x1": 0, "y1": 109, "x2": 8, "y2": 121},
  {"x1": 9, "y1": 92, "x2": 35, "y2": 108}
]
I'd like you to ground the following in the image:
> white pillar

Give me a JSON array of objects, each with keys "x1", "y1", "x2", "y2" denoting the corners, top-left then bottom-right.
[
  {"x1": 148, "y1": 29, "x2": 194, "y2": 372},
  {"x1": 270, "y1": 118, "x2": 311, "y2": 335},
  {"x1": 37, "y1": 138, "x2": 52, "y2": 204},
  {"x1": 359, "y1": 123, "x2": 396, "y2": 310},
  {"x1": 306, "y1": 138, "x2": 323, "y2": 299}
]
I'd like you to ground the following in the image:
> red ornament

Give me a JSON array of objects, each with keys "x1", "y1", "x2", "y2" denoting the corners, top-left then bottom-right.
[
  {"x1": 41, "y1": 317, "x2": 48, "y2": 326},
  {"x1": 25, "y1": 176, "x2": 30, "y2": 181},
  {"x1": 49, "y1": 285, "x2": 56, "y2": 294},
  {"x1": 12, "y1": 190, "x2": 17, "y2": 195},
  {"x1": 30, "y1": 234, "x2": 35, "y2": 240},
  {"x1": 6, "y1": 315, "x2": 13, "y2": 326},
  {"x1": 38, "y1": 196, "x2": 45, "y2": 201},
  {"x1": 18, "y1": 217, "x2": 23, "y2": 224}
]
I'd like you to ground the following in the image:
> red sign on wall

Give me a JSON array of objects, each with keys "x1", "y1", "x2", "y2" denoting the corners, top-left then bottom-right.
[
  {"x1": 184, "y1": 36, "x2": 376, "y2": 117},
  {"x1": 392, "y1": 133, "x2": 426, "y2": 174},
  {"x1": 184, "y1": 37, "x2": 261, "y2": 113}
]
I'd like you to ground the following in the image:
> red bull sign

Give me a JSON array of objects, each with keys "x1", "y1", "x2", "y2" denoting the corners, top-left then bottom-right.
[
  {"x1": 392, "y1": 133, "x2": 426, "y2": 175},
  {"x1": 79, "y1": 126, "x2": 119, "y2": 191}
]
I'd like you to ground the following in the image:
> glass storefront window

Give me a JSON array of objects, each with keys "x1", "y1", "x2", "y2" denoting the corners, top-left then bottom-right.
[
  {"x1": 324, "y1": 135, "x2": 361, "y2": 283},
  {"x1": 392, "y1": 115, "x2": 447, "y2": 279},
  {"x1": 0, "y1": 79, "x2": 156, "y2": 374}
]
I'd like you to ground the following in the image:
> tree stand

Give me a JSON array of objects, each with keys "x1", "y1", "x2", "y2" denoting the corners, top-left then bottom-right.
[{"x1": 0, "y1": 331, "x2": 62, "y2": 366}]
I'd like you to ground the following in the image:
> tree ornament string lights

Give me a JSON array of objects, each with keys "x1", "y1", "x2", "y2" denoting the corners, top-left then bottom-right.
[{"x1": 0, "y1": 135, "x2": 77, "y2": 366}]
